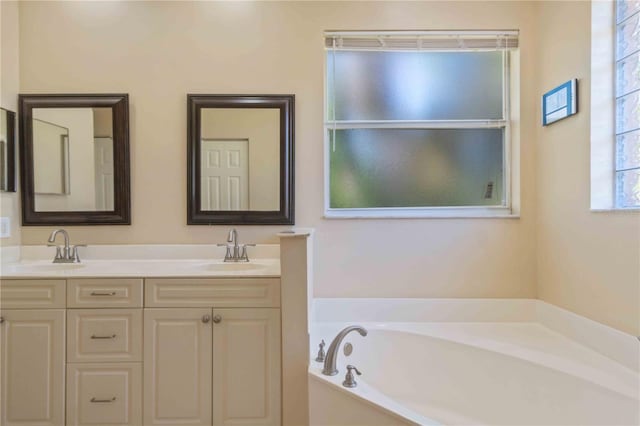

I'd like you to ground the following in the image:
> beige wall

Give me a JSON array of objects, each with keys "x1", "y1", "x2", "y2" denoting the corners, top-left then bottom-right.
[
  {"x1": 16, "y1": 1, "x2": 539, "y2": 301},
  {"x1": 201, "y1": 108, "x2": 280, "y2": 211},
  {"x1": 535, "y1": 1, "x2": 639, "y2": 336},
  {"x1": 8, "y1": 1, "x2": 639, "y2": 334},
  {"x1": 93, "y1": 108, "x2": 112, "y2": 138},
  {"x1": 0, "y1": 0, "x2": 20, "y2": 247}
]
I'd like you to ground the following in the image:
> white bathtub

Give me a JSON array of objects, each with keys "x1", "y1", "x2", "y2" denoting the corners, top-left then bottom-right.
[{"x1": 309, "y1": 300, "x2": 640, "y2": 426}]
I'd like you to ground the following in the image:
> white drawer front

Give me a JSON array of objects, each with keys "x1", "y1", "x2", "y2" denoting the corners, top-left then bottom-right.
[
  {"x1": 66, "y1": 363, "x2": 142, "y2": 426},
  {"x1": 0, "y1": 279, "x2": 66, "y2": 309},
  {"x1": 68, "y1": 309, "x2": 142, "y2": 363},
  {"x1": 68, "y1": 279, "x2": 143, "y2": 308},
  {"x1": 145, "y1": 278, "x2": 281, "y2": 308}
]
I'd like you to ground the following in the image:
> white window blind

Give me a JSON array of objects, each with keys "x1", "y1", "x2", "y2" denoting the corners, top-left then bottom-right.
[{"x1": 324, "y1": 31, "x2": 519, "y2": 51}]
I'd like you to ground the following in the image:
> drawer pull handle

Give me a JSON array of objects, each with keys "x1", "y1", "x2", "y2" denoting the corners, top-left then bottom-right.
[
  {"x1": 90, "y1": 291, "x2": 116, "y2": 296},
  {"x1": 91, "y1": 334, "x2": 117, "y2": 339},
  {"x1": 90, "y1": 397, "x2": 116, "y2": 403}
]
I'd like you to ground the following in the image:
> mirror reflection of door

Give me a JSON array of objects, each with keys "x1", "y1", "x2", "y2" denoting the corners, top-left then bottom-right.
[
  {"x1": 32, "y1": 118, "x2": 69, "y2": 195},
  {"x1": 32, "y1": 107, "x2": 114, "y2": 212},
  {"x1": 201, "y1": 139, "x2": 249, "y2": 211},
  {"x1": 0, "y1": 109, "x2": 7, "y2": 191},
  {"x1": 94, "y1": 137, "x2": 114, "y2": 210},
  {"x1": 0, "y1": 140, "x2": 5, "y2": 190}
]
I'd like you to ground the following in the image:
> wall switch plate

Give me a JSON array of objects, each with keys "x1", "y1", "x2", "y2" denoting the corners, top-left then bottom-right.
[{"x1": 0, "y1": 217, "x2": 11, "y2": 238}]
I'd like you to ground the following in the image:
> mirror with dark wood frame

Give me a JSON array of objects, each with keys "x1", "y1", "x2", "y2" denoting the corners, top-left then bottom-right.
[
  {"x1": 19, "y1": 94, "x2": 130, "y2": 225},
  {"x1": 1, "y1": 108, "x2": 17, "y2": 193},
  {"x1": 187, "y1": 94, "x2": 294, "y2": 225}
]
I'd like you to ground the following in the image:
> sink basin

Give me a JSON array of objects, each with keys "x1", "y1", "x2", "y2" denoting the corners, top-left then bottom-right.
[{"x1": 201, "y1": 262, "x2": 269, "y2": 272}]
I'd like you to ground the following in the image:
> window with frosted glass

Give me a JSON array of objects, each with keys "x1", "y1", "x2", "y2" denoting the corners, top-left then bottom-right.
[
  {"x1": 616, "y1": 1, "x2": 640, "y2": 208},
  {"x1": 325, "y1": 33, "x2": 513, "y2": 211}
]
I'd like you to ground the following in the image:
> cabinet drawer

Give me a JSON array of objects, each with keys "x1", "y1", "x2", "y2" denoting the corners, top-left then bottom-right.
[
  {"x1": 68, "y1": 279, "x2": 143, "y2": 308},
  {"x1": 66, "y1": 363, "x2": 142, "y2": 426},
  {"x1": 145, "y1": 278, "x2": 281, "y2": 308},
  {"x1": 67, "y1": 309, "x2": 142, "y2": 363},
  {"x1": 0, "y1": 279, "x2": 66, "y2": 309}
]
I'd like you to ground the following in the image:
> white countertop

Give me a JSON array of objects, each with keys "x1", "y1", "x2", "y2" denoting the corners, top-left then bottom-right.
[
  {"x1": 0, "y1": 244, "x2": 281, "y2": 278},
  {"x1": 0, "y1": 259, "x2": 280, "y2": 278}
]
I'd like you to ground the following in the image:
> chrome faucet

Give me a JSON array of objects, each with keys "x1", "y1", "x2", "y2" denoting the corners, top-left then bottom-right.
[
  {"x1": 218, "y1": 228, "x2": 255, "y2": 262},
  {"x1": 322, "y1": 325, "x2": 368, "y2": 376},
  {"x1": 47, "y1": 229, "x2": 85, "y2": 263}
]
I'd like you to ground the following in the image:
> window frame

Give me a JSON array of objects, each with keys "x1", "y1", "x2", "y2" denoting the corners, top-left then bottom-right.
[
  {"x1": 591, "y1": 0, "x2": 640, "y2": 212},
  {"x1": 614, "y1": 1, "x2": 640, "y2": 209},
  {"x1": 323, "y1": 31, "x2": 520, "y2": 219}
]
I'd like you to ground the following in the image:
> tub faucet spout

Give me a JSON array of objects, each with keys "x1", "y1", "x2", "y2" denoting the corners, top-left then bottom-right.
[{"x1": 322, "y1": 325, "x2": 368, "y2": 376}]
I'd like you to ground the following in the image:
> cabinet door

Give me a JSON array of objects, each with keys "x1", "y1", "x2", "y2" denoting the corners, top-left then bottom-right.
[
  {"x1": 0, "y1": 309, "x2": 65, "y2": 426},
  {"x1": 212, "y1": 308, "x2": 281, "y2": 426},
  {"x1": 143, "y1": 308, "x2": 212, "y2": 426}
]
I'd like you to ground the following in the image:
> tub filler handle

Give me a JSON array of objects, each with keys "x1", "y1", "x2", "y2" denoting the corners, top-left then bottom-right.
[
  {"x1": 315, "y1": 340, "x2": 326, "y2": 362},
  {"x1": 343, "y1": 365, "x2": 361, "y2": 388}
]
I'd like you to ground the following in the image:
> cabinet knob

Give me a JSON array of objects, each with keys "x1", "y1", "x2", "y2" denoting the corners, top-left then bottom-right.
[
  {"x1": 202, "y1": 315, "x2": 211, "y2": 323},
  {"x1": 212, "y1": 315, "x2": 222, "y2": 324}
]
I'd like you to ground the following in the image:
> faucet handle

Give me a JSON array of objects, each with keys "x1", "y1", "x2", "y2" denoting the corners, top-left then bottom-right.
[
  {"x1": 346, "y1": 365, "x2": 361, "y2": 376},
  {"x1": 343, "y1": 365, "x2": 362, "y2": 388},
  {"x1": 71, "y1": 245, "x2": 86, "y2": 263},
  {"x1": 238, "y1": 244, "x2": 255, "y2": 262},
  {"x1": 50, "y1": 245, "x2": 63, "y2": 261},
  {"x1": 217, "y1": 244, "x2": 233, "y2": 262},
  {"x1": 315, "y1": 339, "x2": 326, "y2": 362}
]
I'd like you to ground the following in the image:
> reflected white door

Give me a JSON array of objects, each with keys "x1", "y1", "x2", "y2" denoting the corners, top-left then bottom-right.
[
  {"x1": 94, "y1": 137, "x2": 114, "y2": 210},
  {"x1": 201, "y1": 140, "x2": 249, "y2": 211}
]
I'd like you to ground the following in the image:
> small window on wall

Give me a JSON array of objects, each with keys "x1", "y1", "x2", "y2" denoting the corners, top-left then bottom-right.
[
  {"x1": 324, "y1": 31, "x2": 519, "y2": 218},
  {"x1": 615, "y1": 1, "x2": 640, "y2": 208}
]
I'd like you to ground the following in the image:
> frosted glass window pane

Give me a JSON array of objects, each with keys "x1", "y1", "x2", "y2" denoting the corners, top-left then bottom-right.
[
  {"x1": 617, "y1": 129, "x2": 640, "y2": 170},
  {"x1": 617, "y1": 51, "x2": 640, "y2": 96},
  {"x1": 327, "y1": 51, "x2": 503, "y2": 121},
  {"x1": 616, "y1": 169, "x2": 640, "y2": 207},
  {"x1": 616, "y1": 90, "x2": 640, "y2": 134},
  {"x1": 329, "y1": 129, "x2": 504, "y2": 208},
  {"x1": 617, "y1": 0, "x2": 640, "y2": 23},
  {"x1": 617, "y1": 12, "x2": 640, "y2": 59}
]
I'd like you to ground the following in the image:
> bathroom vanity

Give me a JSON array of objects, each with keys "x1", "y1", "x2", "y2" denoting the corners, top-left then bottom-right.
[{"x1": 0, "y1": 242, "x2": 311, "y2": 426}]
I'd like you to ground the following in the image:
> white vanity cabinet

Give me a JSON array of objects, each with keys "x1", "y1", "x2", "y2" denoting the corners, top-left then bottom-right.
[
  {"x1": 143, "y1": 278, "x2": 282, "y2": 426},
  {"x1": 0, "y1": 279, "x2": 66, "y2": 426},
  {"x1": 0, "y1": 275, "x2": 283, "y2": 426}
]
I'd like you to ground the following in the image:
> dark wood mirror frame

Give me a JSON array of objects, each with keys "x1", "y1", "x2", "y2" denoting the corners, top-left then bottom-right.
[
  {"x1": 1, "y1": 108, "x2": 17, "y2": 193},
  {"x1": 19, "y1": 94, "x2": 131, "y2": 225},
  {"x1": 187, "y1": 94, "x2": 295, "y2": 225}
]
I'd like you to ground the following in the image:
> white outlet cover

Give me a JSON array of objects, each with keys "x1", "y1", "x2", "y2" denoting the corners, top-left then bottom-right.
[{"x1": 0, "y1": 217, "x2": 10, "y2": 238}]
